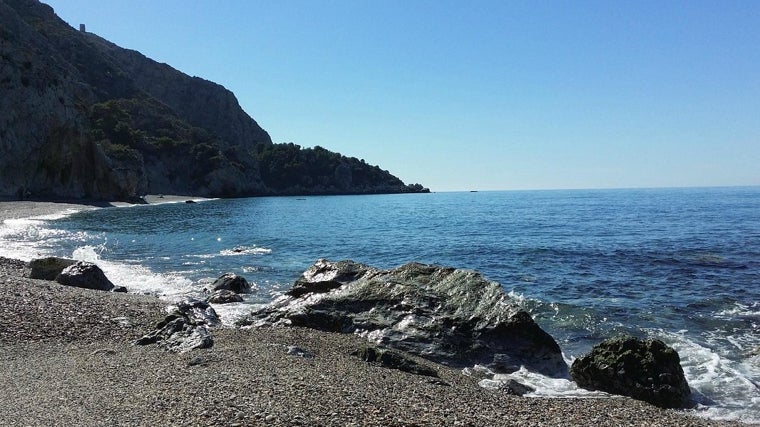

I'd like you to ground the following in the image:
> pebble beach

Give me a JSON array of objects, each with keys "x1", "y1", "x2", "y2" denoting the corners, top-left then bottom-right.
[{"x1": 0, "y1": 200, "x2": 750, "y2": 426}]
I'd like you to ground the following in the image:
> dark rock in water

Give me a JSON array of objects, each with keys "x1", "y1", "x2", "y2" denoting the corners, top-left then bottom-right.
[
  {"x1": 185, "y1": 200, "x2": 196, "y2": 204},
  {"x1": 210, "y1": 273, "x2": 252, "y2": 294},
  {"x1": 206, "y1": 289, "x2": 244, "y2": 304},
  {"x1": 55, "y1": 261, "x2": 119, "y2": 292},
  {"x1": 135, "y1": 298, "x2": 218, "y2": 352},
  {"x1": 29, "y1": 257, "x2": 77, "y2": 280},
  {"x1": 245, "y1": 259, "x2": 567, "y2": 377},
  {"x1": 354, "y1": 346, "x2": 438, "y2": 377},
  {"x1": 570, "y1": 335, "x2": 692, "y2": 408}
]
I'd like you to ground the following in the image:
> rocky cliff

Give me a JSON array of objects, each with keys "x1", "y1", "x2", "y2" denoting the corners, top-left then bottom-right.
[{"x1": 0, "y1": 0, "x2": 428, "y2": 200}]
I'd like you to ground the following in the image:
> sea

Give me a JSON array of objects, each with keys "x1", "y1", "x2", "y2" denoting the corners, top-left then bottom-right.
[{"x1": 1, "y1": 187, "x2": 758, "y2": 424}]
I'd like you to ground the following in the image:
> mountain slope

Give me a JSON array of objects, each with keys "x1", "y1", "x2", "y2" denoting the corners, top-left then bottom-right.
[{"x1": 0, "y1": 0, "x2": 427, "y2": 200}]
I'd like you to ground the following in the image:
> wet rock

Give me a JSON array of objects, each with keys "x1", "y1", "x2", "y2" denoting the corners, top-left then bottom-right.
[
  {"x1": 55, "y1": 261, "x2": 120, "y2": 292},
  {"x1": 479, "y1": 378, "x2": 535, "y2": 396},
  {"x1": 29, "y1": 257, "x2": 77, "y2": 280},
  {"x1": 570, "y1": 335, "x2": 692, "y2": 409},
  {"x1": 286, "y1": 346, "x2": 314, "y2": 359},
  {"x1": 135, "y1": 298, "x2": 218, "y2": 352},
  {"x1": 207, "y1": 289, "x2": 244, "y2": 304},
  {"x1": 245, "y1": 259, "x2": 567, "y2": 377},
  {"x1": 173, "y1": 298, "x2": 220, "y2": 327},
  {"x1": 210, "y1": 273, "x2": 252, "y2": 294},
  {"x1": 462, "y1": 365, "x2": 495, "y2": 380},
  {"x1": 354, "y1": 346, "x2": 438, "y2": 377}
]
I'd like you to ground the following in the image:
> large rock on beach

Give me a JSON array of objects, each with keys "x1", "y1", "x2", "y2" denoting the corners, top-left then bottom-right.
[
  {"x1": 245, "y1": 259, "x2": 567, "y2": 377},
  {"x1": 210, "y1": 273, "x2": 252, "y2": 294},
  {"x1": 29, "y1": 257, "x2": 77, "y2": 280},
  {"x1": 55, "y1": 261, "x2": 122, "y2": 292},
  {"x1": 135, "y1": 298, "x2": 218, "y2": 352},
  {"x1": 570, "y1": 336, "x2": 692, "y2": 408}
]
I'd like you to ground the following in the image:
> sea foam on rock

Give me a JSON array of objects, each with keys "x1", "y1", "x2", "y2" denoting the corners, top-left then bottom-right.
[
  {"x1": 55, "y1": 261, "x2": 125, "y2": 292},
  {"x1": 244, "y1": 259, "x2": 568, "y2": 377},
  {"x1": 570, "y1": 335, "x2": 692, "y2": 409}
]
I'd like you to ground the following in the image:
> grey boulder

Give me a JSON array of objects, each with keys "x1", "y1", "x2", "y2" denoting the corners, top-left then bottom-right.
[
  {"x1": 244, "y1": 259, "x2": 567, "y2": 377},
  {"x1": 135, "y1": 298, "x2": 218, "y2": 353}
]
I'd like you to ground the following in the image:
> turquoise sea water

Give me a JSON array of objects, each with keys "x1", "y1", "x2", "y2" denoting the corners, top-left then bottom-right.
[{"x1": 2, "y1": 187, "x2": 758, "y2": 423}]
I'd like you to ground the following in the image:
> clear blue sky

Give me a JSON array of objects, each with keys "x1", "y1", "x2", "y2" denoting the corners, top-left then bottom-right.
[{"x1": 45, "y1": 0, "x2": 760, "y2": 191}]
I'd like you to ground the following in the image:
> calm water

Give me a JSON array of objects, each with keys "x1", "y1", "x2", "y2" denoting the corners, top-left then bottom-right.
[{"x1": 2, "y1": 187, "x2": 759, "y2": 423}]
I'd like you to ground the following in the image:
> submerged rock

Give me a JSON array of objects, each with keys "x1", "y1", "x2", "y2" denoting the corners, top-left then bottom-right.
[
  {"x1": 570, "y1": 335, "x2": 692, "y2": 408},
  {"x1": 29, "y1": 257, "x2": 77, "y2": 280},
  {"x1": 135, "y1": 298, "x2": 218, "y2": 353},
  {"x1": 55, "y1": 261, "x2": 120, "y2": 292},
  {"x1": 210, "y1": 273, "x2": 252, "y2": 294},
  {"x1": 244, "y1": 259, "x2": 567, "y2": 377}
]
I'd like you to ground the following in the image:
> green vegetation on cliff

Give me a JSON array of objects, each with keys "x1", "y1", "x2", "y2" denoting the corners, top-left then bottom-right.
[{"x1": 0, "y1": 0, "x2": 428, "y2": 200}]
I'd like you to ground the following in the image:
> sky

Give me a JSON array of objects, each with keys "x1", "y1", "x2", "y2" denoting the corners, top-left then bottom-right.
[{"x1": 44, "y1": 0, "x2": 760, "y2": 192}]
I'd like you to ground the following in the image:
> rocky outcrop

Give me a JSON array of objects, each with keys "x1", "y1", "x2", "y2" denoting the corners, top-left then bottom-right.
[
  {"x1": 0, "y1": 0, "x2": 148, "y2": 200},
  {"x1": 55, "y1": 261, "x2": 125, "y2": 292},
  {"x1": 135, "y1": 298, "x2": 218, "y2": 353},
  {"x1": 0, "y1": 0, "x2": 428, "y2": 200},
  {"x1": 570, "y1": 336, "x2": 692, "y2": 408},
  {"x1": 243, "y1": 259, "x2": 567, "y2": 377}
]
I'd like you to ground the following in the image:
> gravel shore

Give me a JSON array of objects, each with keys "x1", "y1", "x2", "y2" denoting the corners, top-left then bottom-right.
[{"x1": 0, "y1": 200, "x2": 750, "y2": 426}]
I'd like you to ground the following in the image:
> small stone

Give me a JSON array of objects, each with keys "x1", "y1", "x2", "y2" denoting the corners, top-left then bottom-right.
[{"x1": 286, "y1": 345, "x2": 314, "y2": 359}]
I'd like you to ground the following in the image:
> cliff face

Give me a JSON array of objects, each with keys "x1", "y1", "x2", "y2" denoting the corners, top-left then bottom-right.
[{"x1": 0, "y1": 0, "x2": 427, "y2": 200}]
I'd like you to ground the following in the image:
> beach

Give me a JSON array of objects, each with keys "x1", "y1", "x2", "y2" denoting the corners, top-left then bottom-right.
[{"x1": 0, "y1": 199, "x2": 749, "y2": 426}]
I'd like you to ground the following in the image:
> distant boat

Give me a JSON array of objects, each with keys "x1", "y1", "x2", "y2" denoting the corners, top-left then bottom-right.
[{"x1": 470, "y1": 190, "x2": 478, "y2": 193}]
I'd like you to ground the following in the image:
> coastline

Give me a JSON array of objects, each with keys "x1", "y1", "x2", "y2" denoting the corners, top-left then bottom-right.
[
  {"x1": 0, "y1": 200, "x2": 750, "y2": 426},
  {"x1": 0, "y1": 195, "x2": 212, "y2": 222}
]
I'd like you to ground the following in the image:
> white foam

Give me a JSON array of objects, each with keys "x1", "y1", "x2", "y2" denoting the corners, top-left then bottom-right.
[
  {"x1": 219, "y1": 246, "x2": 272, "y2": 256},
  {"x1": 0, "y1": 218, "x2": 71, "y2": 261},
  {"x1": 210, "y1": 302, "x2": 262, "y2": 327},
  {"x1": 653, "y1": 329, "x2": 760, "y2": 424},
  {"x1": 70, "y1": 245, "x2": 198, "y2": 301},
  {"x1": 481, "y1": 366, "x2": 610, "y2": 398},
  {"x1": 716, "y1": 302, "x2": 760, "y2": 318}
]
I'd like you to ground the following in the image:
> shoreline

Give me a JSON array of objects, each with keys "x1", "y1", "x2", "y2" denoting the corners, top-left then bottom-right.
[
  {"x1": 0, "y1": 194, "x2": 213, "y2": 222},
  {"x1": 0, "y1": 200, "x2": 751, "y2": 426},
  {"x1": 0, "y1": 256, "x2": 745, "y2": 426}
]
